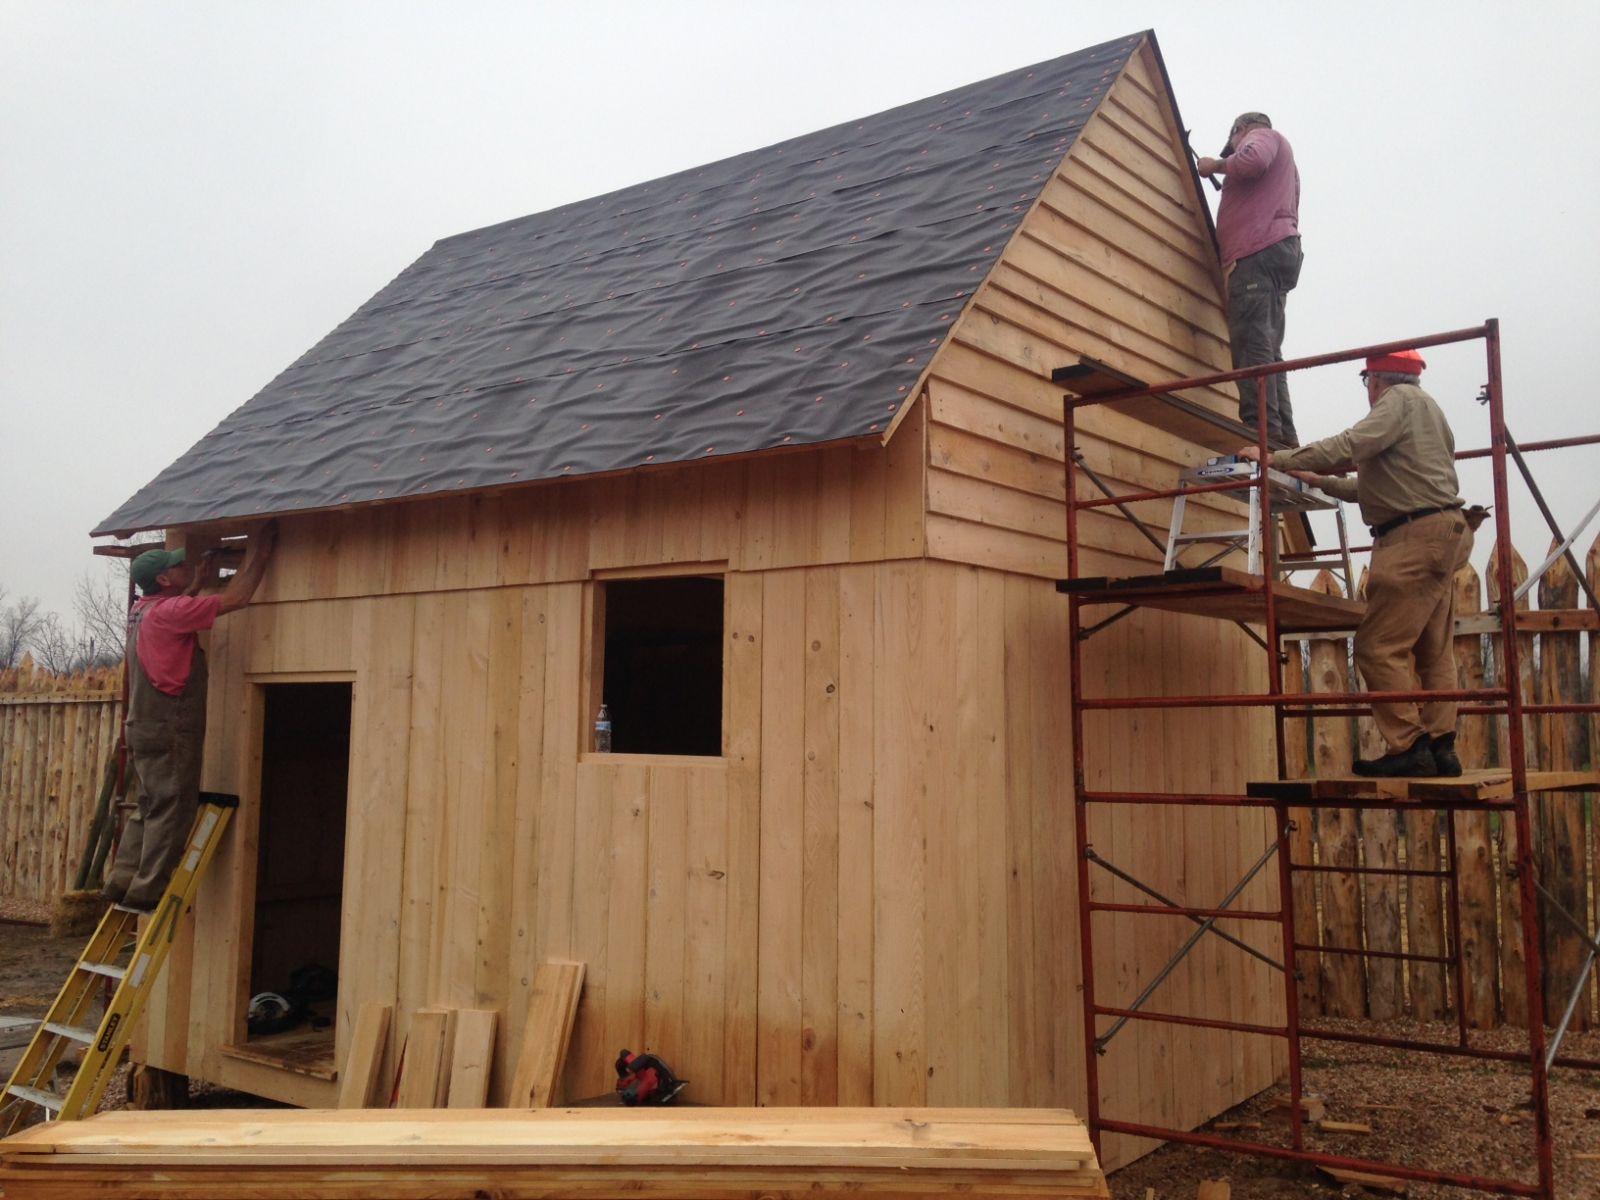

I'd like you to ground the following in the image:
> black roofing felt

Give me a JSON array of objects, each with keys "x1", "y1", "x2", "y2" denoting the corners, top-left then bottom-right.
[{"x1": 96, "y1": 32, "x2": 1147, "y2": 536}]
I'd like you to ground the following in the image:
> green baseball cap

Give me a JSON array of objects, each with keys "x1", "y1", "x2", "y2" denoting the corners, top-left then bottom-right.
[{"x1": 131, "y1": 547, "x2": 186, "y2": 594}]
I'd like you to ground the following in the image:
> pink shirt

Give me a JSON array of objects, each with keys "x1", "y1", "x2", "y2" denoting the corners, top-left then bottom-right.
[
  {"x1": 1215, "y1": 128, "x2": 1300, "y2": 267},
  {"x1": 130, "y1": 594, "x2": 222, "y2": 696}
]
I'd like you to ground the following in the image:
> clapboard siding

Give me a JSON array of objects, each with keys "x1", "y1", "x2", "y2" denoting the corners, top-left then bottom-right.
[{"x1": 924, "y1": 43, "x2": 1240, "y2": 586}]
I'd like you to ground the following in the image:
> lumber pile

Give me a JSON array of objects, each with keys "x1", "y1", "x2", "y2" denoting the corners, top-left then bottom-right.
[
  {"x1": 0, "y1": 1106, "x2": 1107, "y2": 1199},
  {"x1": 336, "y1": 961, "x2": 582, "y2": 1112}
]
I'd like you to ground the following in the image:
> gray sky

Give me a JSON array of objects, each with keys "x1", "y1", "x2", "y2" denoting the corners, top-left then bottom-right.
[{"x1": 4, "y1": 0, "x2": 1598, "y2": 623}]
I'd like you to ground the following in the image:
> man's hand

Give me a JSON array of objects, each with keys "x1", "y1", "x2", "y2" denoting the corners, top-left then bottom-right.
[
  {"x1": 1196, "y1": 155, "x2": 1225, "y2": 176},
  {"x1": 252, "y1": 520, "x2": 278, "y2": 560},
  {"x1": 1236, "y1": 445, "x2": 1269, "y2": 464},
  {"x1": 217, "y1": 521, "x2": 278, "y2": 615},
  {"x1": 1286, "y1": 469, "x2": 1322, "y2": 485}
]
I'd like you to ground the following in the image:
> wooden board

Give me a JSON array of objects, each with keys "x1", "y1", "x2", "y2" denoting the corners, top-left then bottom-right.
[
  {"x1": 446, "y1": 1009, "x2": 498, "y2": 1108},
  {"x1": 0, "y1": 1106, "x2": 1099, "y2": 1164},
  {"x1": 0, "y1": 1107, "x2": 1107, "y2": 1199},
  {"x1": 507, "y1": 962, "x2": 585, "y2": 1108},
  {"x1": 1053, "y1": 357, "x2": 1255, "y2": 457},
  {"x1": 1057, "y1": 567, "x2": 1366, "y2": 633},
  {"x1": 335, "y1": 1003, "x2": 391, "y2": 1108},
  {"x1": 1247, "y1": 769, "x2": 1600, "y2": 803},
  {"x1": 394, "y1": 1009, "x2": 451, "y2": 1109}
]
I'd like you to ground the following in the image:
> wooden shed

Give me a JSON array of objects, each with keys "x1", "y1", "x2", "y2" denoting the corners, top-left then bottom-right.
[{"x1": 95, "y1": 31, "x2": 1281, "y2": 1166}]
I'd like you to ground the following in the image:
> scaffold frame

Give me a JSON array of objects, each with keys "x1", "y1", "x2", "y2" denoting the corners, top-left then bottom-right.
[{"x1": 1057, "y1": 319, "x2": 1600, "y2": 1198}]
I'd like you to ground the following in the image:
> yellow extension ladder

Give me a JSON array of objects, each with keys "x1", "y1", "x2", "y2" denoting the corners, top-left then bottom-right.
[{"x1": 1, "y1": 792, "x2": 237, "y2": 1135}]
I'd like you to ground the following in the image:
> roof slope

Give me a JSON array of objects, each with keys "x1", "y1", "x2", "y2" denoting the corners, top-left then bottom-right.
[{"x1": 96, "y1": 33, "x2": 1146, "y2": 535}]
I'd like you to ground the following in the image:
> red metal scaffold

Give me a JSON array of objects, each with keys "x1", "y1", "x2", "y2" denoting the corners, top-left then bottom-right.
[{"x1": 1056, "y1": 320, "x2": 1600, "y2": 1198}]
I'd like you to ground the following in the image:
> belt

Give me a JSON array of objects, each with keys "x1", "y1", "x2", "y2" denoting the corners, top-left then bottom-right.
[{"x1": 1369, "y1": 505, "x2": 1460, "y2": 539}]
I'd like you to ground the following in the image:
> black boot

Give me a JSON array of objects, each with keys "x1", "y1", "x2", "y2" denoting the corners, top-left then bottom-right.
[
  {"x1": 1352, "y1": 734, "x2": 1438, "y2": 778},
  {"x1": 1429, "y1": 732, "x2": 1463, "y2": 777}
]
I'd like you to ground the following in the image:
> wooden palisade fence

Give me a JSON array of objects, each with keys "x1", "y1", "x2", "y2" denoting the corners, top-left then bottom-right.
[
  {"x1": 1287, "y1": 530, "x2": 1600, "y2": 1029},
  {"x1": 0, "y1": 658, "x2": 124, "y2": 906}
]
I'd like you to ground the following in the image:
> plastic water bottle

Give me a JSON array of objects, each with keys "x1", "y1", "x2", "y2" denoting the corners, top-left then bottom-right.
[{"x1": 594, "y1": 704, "x2": 612, "y2": 753}]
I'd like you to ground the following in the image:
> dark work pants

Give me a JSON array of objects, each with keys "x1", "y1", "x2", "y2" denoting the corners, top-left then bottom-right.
[{"x1": 1228, "y1": 235, "x2": 1303, "y2": 447}]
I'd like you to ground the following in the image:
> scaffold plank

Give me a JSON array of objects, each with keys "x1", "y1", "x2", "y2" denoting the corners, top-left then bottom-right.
[
  {"x1": 1056, "y1": 566, "x2": 1365, "y2": 632},
  {"x1": 1247, "y1": 769, "x2": 1600, "y2": 804}
]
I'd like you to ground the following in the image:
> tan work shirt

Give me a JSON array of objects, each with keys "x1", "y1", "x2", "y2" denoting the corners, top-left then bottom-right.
[{"x1": 1274, "y1": 383, "x2": 1462, "y2": 528}]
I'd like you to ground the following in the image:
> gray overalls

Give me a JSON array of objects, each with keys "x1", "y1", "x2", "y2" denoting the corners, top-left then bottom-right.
[{"x1": 106, "y1": 599, "x2": 209, "y2": 909}]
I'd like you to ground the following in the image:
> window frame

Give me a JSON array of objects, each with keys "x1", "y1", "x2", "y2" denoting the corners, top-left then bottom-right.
[{"x1": 583, "y1": 561, "x2": 730, "y2": 762}]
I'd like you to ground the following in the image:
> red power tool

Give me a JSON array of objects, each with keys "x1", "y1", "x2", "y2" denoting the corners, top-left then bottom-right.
[{"x1": 614, "y1": 1049, "x2": 687, "y2": 1105}]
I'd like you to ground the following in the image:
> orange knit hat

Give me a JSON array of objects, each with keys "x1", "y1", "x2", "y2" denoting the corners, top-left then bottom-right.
[{"x1": 1365, "y1": 349, "x2": 1426, "y2": 375}]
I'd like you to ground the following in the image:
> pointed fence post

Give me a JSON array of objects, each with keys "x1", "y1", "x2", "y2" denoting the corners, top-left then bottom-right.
[
  {"x1": 1488, "y1": 547, "x2": 1531, "y2": 1026},
  {"x1": 1282, "y1": 629, "x2": 1321, "y2": 1018},
  {"x1": 1535, "y1": 541, "x2": 1588, "y2": 1030},
  {"x1": 1354, "y1": 567, "x2": 1403, "y2": 1019},
  {"x1": 1451, "y1": 563, "x2": 1499, "y2": 1026},
  {"x1": 1309, "y1": 571, "x2": 1365, "y2": 1018},
  {"x1": 1588, "y1": 531, "x2": 1600, "y2": 1030}
]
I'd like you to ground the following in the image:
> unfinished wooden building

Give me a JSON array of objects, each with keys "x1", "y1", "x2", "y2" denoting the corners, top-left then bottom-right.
[{"x1": 94, "y1": 31, "x2": 1282, "y2": 1167}]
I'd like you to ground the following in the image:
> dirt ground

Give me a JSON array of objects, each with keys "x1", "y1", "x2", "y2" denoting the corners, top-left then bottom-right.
[
  {"x1": 5, "y1": 915, "x2": 1600, "y2": 1196},
  {"x1": 1106, "y1": 1015, "x2": 1600, "y2": 1198}
]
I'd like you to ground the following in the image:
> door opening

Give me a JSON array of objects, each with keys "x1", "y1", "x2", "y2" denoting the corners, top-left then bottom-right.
[{"x1": 244, "y1": 682, "x2": 351, "y2": 1069}]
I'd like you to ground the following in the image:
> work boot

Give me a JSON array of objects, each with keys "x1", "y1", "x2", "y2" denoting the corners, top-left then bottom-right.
[
  {"x1": 1352, "y1": 735, "x2": 1437, "y2": 778},
  {"x1": 1429, "y1": 732, "x2": 1463, "y2": 777}
]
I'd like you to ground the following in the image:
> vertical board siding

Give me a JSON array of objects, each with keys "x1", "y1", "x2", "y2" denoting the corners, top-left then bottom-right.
[
  {"x1": 913, "y1": 37, "x2": 1287, "y2": 1161},
  {"x1": 251, "y1": 406, "x2": 927, "y2": 607},
  {"x1": 144, "y1": 556, "x2": 1101, "y2": 1136}
]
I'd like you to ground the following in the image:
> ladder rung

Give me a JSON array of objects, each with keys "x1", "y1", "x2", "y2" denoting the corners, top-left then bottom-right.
[
  {"x1": 43, "y1": 1021, "x2": 96, "y2": 1045},
  {"x1": 5, "y1": 1083, "x2": 64, "y2": 1112},
  {"x1": 78, "y1": 962, "x2": 127, "y2": 981}
]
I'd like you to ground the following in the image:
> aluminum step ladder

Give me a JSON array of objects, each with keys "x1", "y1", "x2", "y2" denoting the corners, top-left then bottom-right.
[
  {"x1": 1, "y1": 792, "x2": 238, "y2": 1135},
  {"x1": 1164, "y1": 456, "x2": 1353, "y2": 591}
]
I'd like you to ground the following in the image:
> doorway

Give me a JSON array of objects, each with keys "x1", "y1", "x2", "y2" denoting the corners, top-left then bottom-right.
[{"x1": 244, "y1": 681, "x2": 351, "y2": 1067}]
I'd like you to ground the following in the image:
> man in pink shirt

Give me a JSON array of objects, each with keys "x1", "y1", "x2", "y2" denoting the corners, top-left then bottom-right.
[
  {"x1": 105, "y1": 526, "x2": 276, "y2": 911},
  {"x1": 1197, "y1": 112, "x2": 1303, "y2": 446}
]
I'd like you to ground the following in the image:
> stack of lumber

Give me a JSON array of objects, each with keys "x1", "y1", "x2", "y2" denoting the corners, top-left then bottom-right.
[{"x1": 0, "y1": 1106, "x2": 1107, "y2": 1199}]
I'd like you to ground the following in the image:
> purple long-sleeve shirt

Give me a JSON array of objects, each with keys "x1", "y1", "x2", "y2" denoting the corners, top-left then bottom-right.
[{"x1": 1216, "y1": 128, "x2": 1300, "y2": 268}]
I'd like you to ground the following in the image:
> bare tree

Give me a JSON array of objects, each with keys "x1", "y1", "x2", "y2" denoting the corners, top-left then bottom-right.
[
  {"x1": 29, "y1": 612, "x2": 82, "y2": 673},
  {"x1": 0, "y1": 588, "x2": 47, "y2": 669},
  {"x1": 74, "y1": 562, "x2": 131, "y2": 667}
]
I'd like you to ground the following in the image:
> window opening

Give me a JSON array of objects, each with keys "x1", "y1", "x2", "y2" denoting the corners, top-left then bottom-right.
[{"x1": 598, "y1": 576, "x2": 724, "y2": 756}]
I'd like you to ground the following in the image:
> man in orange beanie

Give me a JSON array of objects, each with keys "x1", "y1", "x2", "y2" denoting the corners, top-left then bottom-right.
[{"x1": 1239, "y1": 350, "x2": 1473, "y2": 777}]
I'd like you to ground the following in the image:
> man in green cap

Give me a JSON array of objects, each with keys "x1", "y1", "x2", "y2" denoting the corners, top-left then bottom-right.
[{"x1": 105, "y1": 525, "x2": 276, "y2": 910}]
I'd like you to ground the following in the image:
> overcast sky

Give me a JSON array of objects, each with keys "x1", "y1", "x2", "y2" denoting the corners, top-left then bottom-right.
[{"x1": 4, "y1": 0, "x2": 1598, "y2": 624}]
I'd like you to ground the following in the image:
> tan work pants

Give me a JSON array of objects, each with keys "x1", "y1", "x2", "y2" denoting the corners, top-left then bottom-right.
[{"x1": 1354, "y1": 510, "x2": 1473, "y2": 753}]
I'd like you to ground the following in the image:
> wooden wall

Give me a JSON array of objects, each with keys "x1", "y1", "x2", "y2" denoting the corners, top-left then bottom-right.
[
  {"x1": 926, "y1": 40, "x2": 1242, "y2": 583},
  {"x1": 236, "y1": 403, "x2": 926, "y2": 608},
  {"x1": 140, "y1": 554, "x2": 1077, "y2": 1114},
  {"x1": 919, "y1": 38, "x2": 1286, "y2": 1161}
]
